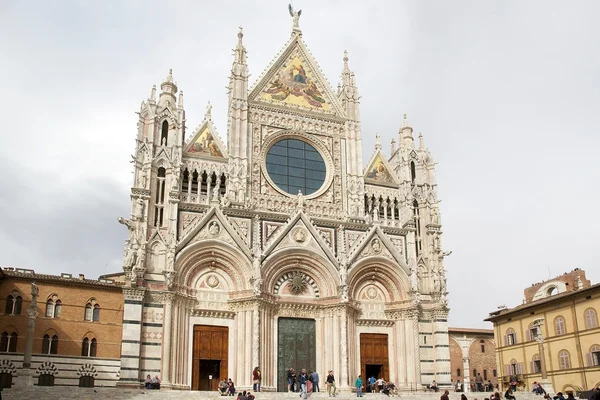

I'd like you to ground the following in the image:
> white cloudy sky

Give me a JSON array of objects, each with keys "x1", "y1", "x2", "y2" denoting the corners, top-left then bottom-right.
[{"x1": 1, "y1": 1, "x2": 599, "y2": 329}]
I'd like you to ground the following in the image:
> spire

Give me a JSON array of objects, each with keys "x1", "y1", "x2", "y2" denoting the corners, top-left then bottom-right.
[
  {"x1": 400, "y1": 113, "x2": 414, "y2": 148},
  {"x1": 235, "y1": 27, "x2": 247, "y2": 64},
  {"x1": 178, "y1": 90, "x2": 184, "y2": 109},
  {"x1": 375, "y1": 133, "x2": 382, "y2": 150},
  {"x1": 418, "y1": 132, "x2": 424, "y2": 150},
  {"x1": 391, "y1": 138, "x2": 396, "y2": 154},
  {"x1": 340, "y1": 50, "x2": 359, "y2": 121},
  {"x1": 288, "y1": 3, "x2": 302, "y2": 35},
  {"x1": 150, "y1": 85, "x2": 156, "y2": 103},
  {"x1": 343, "y1": 50, "x2": 350, "y2": 73},
  {"x1": 159, "y1": 69, "x2": 178, "y2": 107}
]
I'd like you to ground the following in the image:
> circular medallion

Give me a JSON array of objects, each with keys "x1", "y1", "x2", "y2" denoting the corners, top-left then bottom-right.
[
  {"x1": 265, "y1": 138, "x2": 326, "y2": 196},
  {"x1": 367, "y1": 287, "x2": 378, "y2": 299},
  {"x1": 206, "y1": 275, "x2": 220, "y2": 288},
  {"x1": 292, "y1": 227, "x2": 307, "y2": 243}
]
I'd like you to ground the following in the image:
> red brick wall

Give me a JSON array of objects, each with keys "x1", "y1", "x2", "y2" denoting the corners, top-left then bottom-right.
[
  {"x1": 0, "y1": 276, "x2": 123, "y2": 359},
  {"x1": 468, "y1": 338, "x2": 498, "y2": 386},
  {"x1": 449, "y1": 337, "x2": 463, "y2": 383}
]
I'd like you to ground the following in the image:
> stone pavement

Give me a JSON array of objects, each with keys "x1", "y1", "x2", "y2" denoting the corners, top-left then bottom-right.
[{"x1": 0, "y1": 387, "x2": 581, "y2": 400}]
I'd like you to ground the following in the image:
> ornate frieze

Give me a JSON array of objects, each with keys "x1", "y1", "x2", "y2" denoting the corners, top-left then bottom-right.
[{"x1": 123, "y1": 288, "x2": 146, "y2": 301}]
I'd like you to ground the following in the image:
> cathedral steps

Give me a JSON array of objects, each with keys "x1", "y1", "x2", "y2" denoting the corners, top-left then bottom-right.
[{"x1": 1, "y1": 387, "x2": 577, "y2": 400}]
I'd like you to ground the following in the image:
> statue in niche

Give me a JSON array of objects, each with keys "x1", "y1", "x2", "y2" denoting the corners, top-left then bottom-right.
[
  {"x1": 171, "y1": 171, "x2": 180, "y2": 191},
  {"x1": 430, "y1": 207, "x2": 440, "y2": 224},
  {"x1": 297, "y1": 190, "x2": 304, "y2": 210},
  {"x1": 253, "y1": 278, "x2": 263, "y2": 296},
  {"x1": 164, "y1": 270, "x2": 176, "y2": 289},
  {"x1": 339, "y1": 263, "x2": 348, "y2": 285},
  {"x1": 433, "y1": 272, "x2": 441, "y2": 293},
  {"x1": 123, "y1": 246, "x2": 136, "y2": 269},
  {"x1": 137, "y1": 168, "x2": 148, "y2": 189},
  {"x1": 339, "y1": 284, "x2": 348, "y2": 301},
  {"x1": 134, "y1": 198, "x2": 145, "y2": 220}
]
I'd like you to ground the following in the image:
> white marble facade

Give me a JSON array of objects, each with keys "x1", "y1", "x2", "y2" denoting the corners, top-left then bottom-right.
[{"x1": 117, "y1": 9, "x2": 451, "y2": 392}]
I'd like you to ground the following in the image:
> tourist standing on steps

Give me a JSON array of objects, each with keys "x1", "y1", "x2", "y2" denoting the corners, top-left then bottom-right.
[
  {"x1": 326, "y1": 370, "x2": 336, "y2": 397},
  {"x1": 288, "y1": 367, "x2": 297, "y2": 392},
  {"x1": 298, "y1": 369, "x2": 308, "y2": 399},
  {"x1": 311, "y1": 370, "x2": 320, "y2": 392},
  {"x1": 252, "y1": 366, "x2": 261, "y2": 392},
  {"x1": 355, "y1": 374, "x2": 363, "y2": 397}
]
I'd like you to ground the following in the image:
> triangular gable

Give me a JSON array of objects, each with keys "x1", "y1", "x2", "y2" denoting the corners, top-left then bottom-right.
[
  {"x1": 262, "y1": 211, "x2": 338, "y2": 267},
  {"x1": 176, "y1": 206, "x2": 252, "y2": 260},
  {"x1": 363, "y1": 149, "x2": 400, "y2": 187},
  {"x1": 147, "y1": 229, "x2": 166, "y2": 245},
  {"x1": 184, "y1": 119, "x2": 227, "y2": 160},
  {"x1": 249, "y1": 35, "x2": 345, "y2": 117},
  {"x1": 347, "y1": 226, "x2": 408, "y2": 274}
]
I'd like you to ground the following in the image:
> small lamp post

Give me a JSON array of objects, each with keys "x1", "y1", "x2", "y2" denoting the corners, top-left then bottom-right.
[{"x1": 532, "y1": 318, "x2": 554, "y2": 393}]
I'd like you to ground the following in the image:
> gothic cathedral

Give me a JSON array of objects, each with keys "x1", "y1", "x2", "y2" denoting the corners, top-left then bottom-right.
[{"x1": 118, "y1": 8, "x2": 451, "y2": 392}]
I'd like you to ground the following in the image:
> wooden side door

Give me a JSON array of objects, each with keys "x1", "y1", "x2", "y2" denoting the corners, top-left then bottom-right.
[{"x1": 192, "y1": 325, "x2": 228, "y2": 391}]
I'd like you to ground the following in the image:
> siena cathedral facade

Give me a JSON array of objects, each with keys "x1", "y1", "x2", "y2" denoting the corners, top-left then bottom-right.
[{"x1": 117, "y1": 10, "x2": 451, "y2": 392}]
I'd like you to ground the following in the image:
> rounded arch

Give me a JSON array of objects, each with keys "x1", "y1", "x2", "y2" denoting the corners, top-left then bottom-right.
[
  {"x1": 562, "y1": 384, "x2": 577, "y2": 394},
  {"x1": 348, "y1": 257, "x2": 410, "y2": 302},
  {"x1": 176, "y1": 240, "x2": 251, "y2": 292},
  {"x1": 262, "y1": 249, "x2": 338, "y2": 298}
]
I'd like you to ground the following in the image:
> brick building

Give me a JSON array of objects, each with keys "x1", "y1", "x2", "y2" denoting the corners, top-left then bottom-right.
[
  {"x1": 0, "y1": 267, "x2": 124, "y2": 387},
  {"x1": 448, "y1": 327, "x2": 497, "y2": 391}
]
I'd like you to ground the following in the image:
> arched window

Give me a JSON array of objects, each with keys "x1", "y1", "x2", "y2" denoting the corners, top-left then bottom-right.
[
  {"x1": 410, "y1": 161, "x2": 416, "y2": 183},
  {"x1": 558, "y1": 350, "x2": 571, "y2": 369},
  {"x1": 13, "y1": 296, "x2": 21, "y2": 315},
  {"x1": 81, "y1": 337, "x2": 97, "y2": 357},
  {"x1": 160, "y1": 120, "x2": 169, "y2": 145},
  {"x1": 505, "y1": 328, "x2": 517, "y2": 346},
  {"x1": 4, "y1": 295, "x2": 13, "y2": 315},
  {"x1": 53, "y1": 300, "x2": 61, "y2": 318},
  {"x1": 413, "y1": 200, "x2": 421, "y2": 256},
  {"x1": 42, "y1": 334, "x2": 58, "y2": 354},
  {"x1": 554, "y1": 316, "x2": 567, "y2": 336},
  {"x1": 8, "y1": 333, "x2": 17, "y2": 352},
  {"x1": 584, "y1": 308, "x2": 598, "y2": 329},
  {"x1": 4, "y1": 294, "x2": 22, "y2": 315},
  {"x1": 93, "y1": 304, "x2": 100, "y2": 322},
  {"x1": 480, "y1": 339, "x2": 485, "y2": 353},
  {"x1": 526, "y1": 322, "x2": 537, "y2": 341},
  {"x1": 45, "y1": 300, "x2": 54, "y2": 317},
  {"x1": 84, "y1": 304, "x2": 93, "y2": 321},
  {"x1": 81, "y1": 338, "x2": 89, "y2": 356},
  {"x1": 0, "y1": 333, "x2": 7, "y2": 352},
  {"x1": 45, "y1": 295, "x2": 61, "y2": 319},
  {"x1": 154, "y1": 167, "x2": 166, "y2": 227},
  {"x1": 79, "y1": 375, "x2": 94, "y2": 388},
  {"x1": 587, "y1": 344, "x2": 600, "y2": 367}
]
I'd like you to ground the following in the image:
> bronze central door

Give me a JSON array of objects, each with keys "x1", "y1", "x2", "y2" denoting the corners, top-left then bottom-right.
[{"x1": 277, "y1": 318, "x2": 316, "y2": 392}]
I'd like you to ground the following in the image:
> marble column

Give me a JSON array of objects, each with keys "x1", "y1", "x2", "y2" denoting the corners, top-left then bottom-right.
[
  {"x1": 161, "y1": 293, "x2": 174, "y2": 386},
  {"x1": 117, "y1": 288, "x2": 145, "y2": 387},
  {"x1": 339, "y1": 307, "x2": 349, "y2": 389}
]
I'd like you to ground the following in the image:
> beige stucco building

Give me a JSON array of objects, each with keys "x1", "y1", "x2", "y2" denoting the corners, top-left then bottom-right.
[
  {"x1": 116, "y1": 8, "x2": 452, "y2": 392},
  {"x1": 486, "y1": 269, "x2": 600, "y2": 395}
]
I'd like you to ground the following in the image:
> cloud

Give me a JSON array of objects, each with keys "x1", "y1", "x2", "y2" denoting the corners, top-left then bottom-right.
[{"x1": 1, "y1": 0, "x2": 599, "y2": 328}]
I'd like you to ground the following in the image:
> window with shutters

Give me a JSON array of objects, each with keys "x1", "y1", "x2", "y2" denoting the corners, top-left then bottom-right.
[
  {"x1": 554, "y1": 316, "x2": 566, "y2": 336},
  {"x1": 584, "y1": 308, "x2": 598, "y2": 329},
  {"x1": 506, "y1": 328, "x2": 517, "y2": 345},
  {"x1": 558, "y1": 350, "x2": 571, "y2": 370},
  {"x1": 588, "y1": 344, "x2": 600, "y2": 366}
]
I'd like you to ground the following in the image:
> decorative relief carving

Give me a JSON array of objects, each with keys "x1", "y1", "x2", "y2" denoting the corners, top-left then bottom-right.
[
  {"x1": 206, "y1": 274, "x2": 220, "y2": 288},
  {"x1": 35, "y1": 361, "x2": 58, "y2": 376},
  {"x1": 291, "y1": 226, "x2": 308, "y2": 243},
  {"x1": 345, "y1": 230, "x2": 364, "y2": 252},
  {"x1": 0, "y1": 360, "x2": 17, "y2": 376},
  {"x1": 209, "y1": 221, "x2": 221, "y2": 235},
  {"x1": 77, "y1": 363, "x2": 98, "y2": 377},
  {"x1": 273, "y1": 269, "x2": 320, "y2": 297}
]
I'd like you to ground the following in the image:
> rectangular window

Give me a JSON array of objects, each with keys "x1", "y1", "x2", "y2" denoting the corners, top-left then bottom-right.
[
  {"x1": 473, "y1": 369, "x2": 477, "y2": 377},
  {"x1": 457, "y1": 368, "x2": 461, "y2": 377},
  {"x1": 483, "y1": 370, "x2": 488, "y2": 380},
  {"x1": 534, "y1": 360, "x2": 541, "y2": 373},
  {"x1": 493, "y1": 369, "x2": 497, "y2": 378}
]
